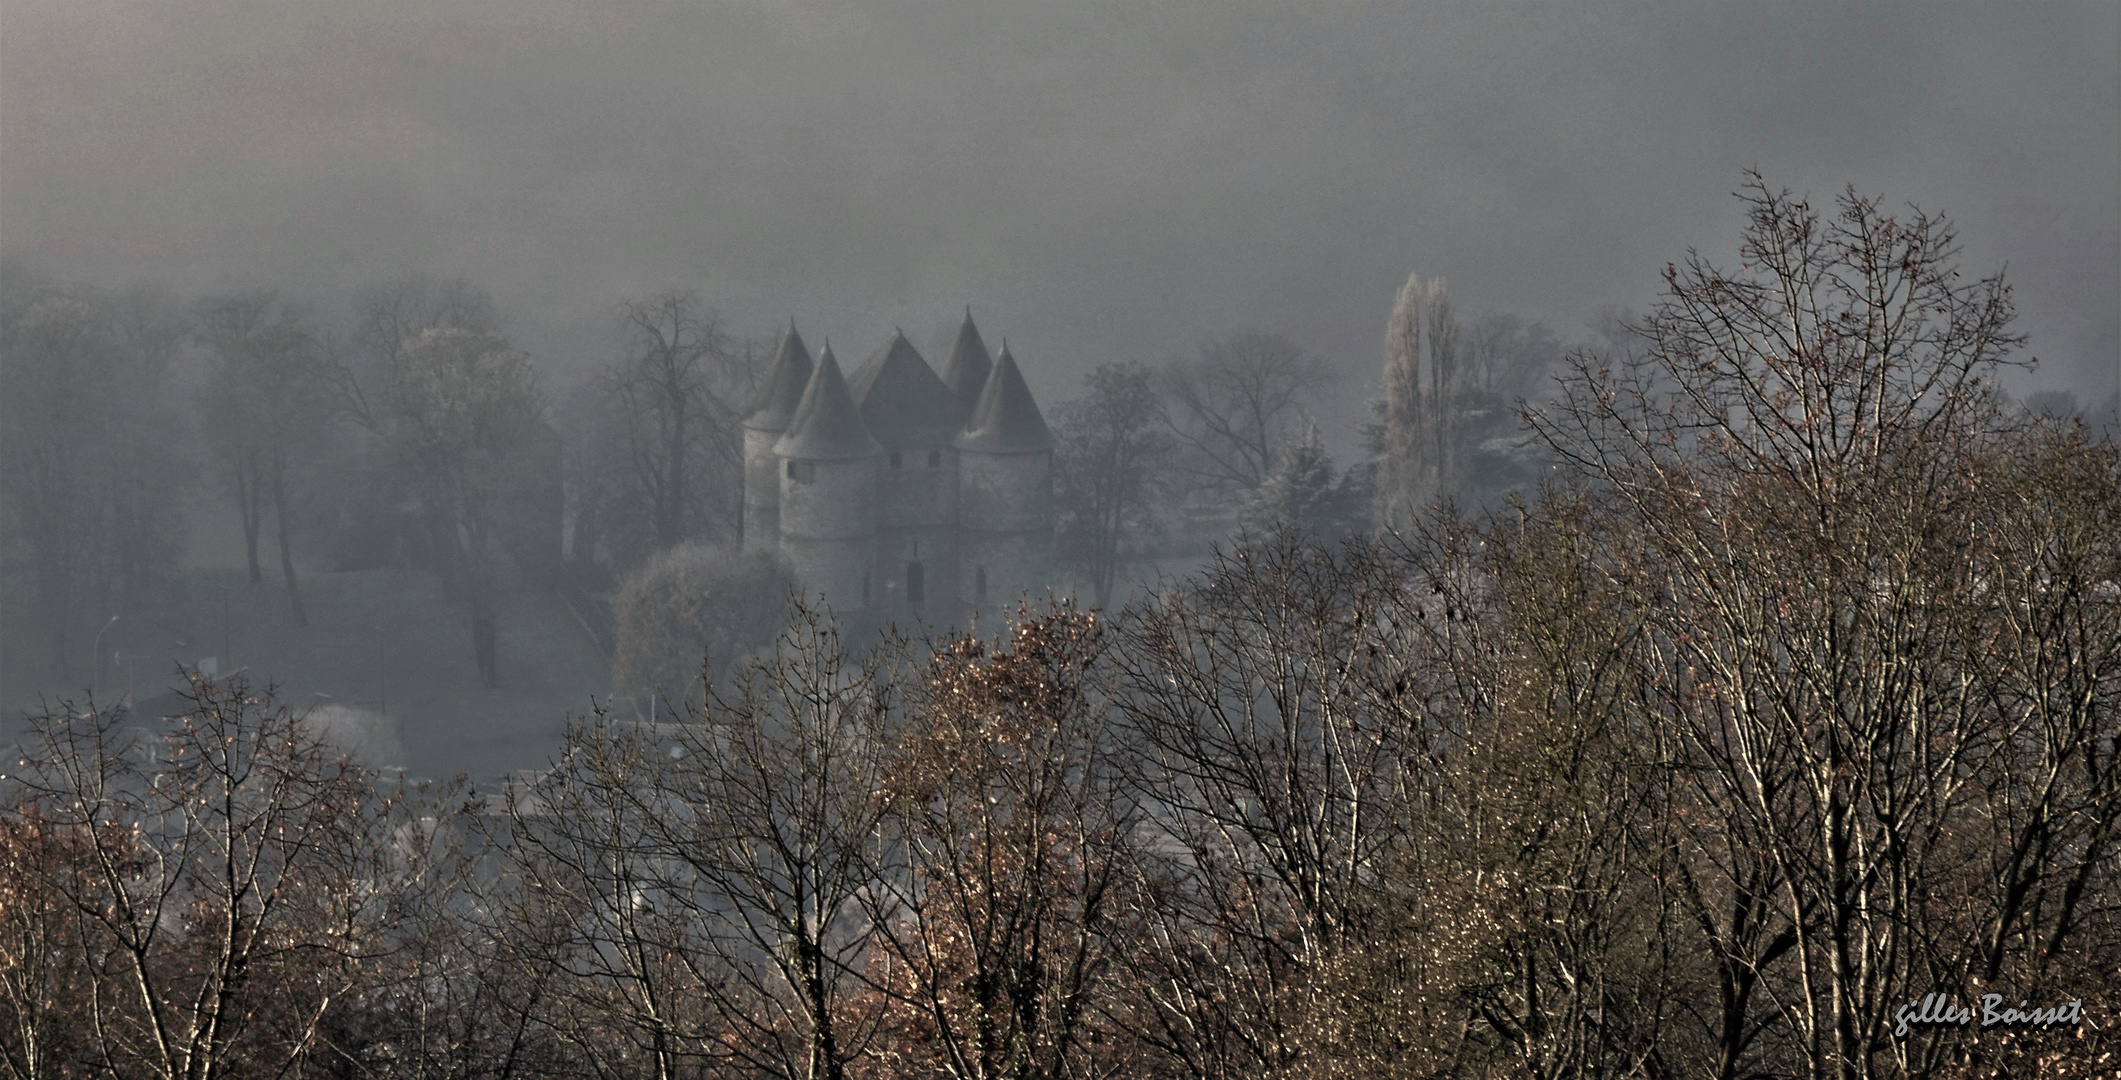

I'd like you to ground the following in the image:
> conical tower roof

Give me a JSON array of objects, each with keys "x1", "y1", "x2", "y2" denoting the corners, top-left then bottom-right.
[
  {"x1": 939, "y1": 307, "x2": 993, "y2": 419},
  {"x1": 956, "y1": 342, "x2": 1053, "y2": 454},
  {"x1": 745, "y1": 319, "x2": 815, "y2": 432},
  {"x1": 775, "y1": 342, "x2": 881, "y2": 460},
  {"x1": 847, "y1": 328, "x2": 961, "y2": 448}
]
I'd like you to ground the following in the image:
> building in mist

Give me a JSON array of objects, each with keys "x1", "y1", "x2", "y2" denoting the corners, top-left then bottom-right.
[{"x1": 742, "y1": 310, "x2": 1053, "y2": 625}]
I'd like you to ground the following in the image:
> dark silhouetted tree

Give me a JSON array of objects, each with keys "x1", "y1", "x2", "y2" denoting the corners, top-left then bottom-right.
[
  {"x1": 1163, "y1": 329, "x2": 1329, "y2": 499},
  {"x1": 193, "y1": 291, "x2": 336, "y2": 624},
  {"x1": 0, "y1": 271, "x2": 190, "y2": 681},
  {"x1": 605, "y1": 290, "x2": 760, "y2": 556},
  {"x1": 1054, "y1": 363, "x2": 1171, "y2": 608}
]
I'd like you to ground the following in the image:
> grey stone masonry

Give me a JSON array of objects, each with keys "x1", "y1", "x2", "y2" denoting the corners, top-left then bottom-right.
[{"x1": 742, "y1": 310, "x2": 1052, "y2": 626}]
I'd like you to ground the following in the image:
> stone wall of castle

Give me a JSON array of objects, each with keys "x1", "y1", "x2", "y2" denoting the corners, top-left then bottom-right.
[{"x1": 740, "y1": 312, "x2": 1052, "y2": 628}]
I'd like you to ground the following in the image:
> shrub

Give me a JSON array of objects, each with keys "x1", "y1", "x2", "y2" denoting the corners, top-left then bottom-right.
[{"x1": 610, "y1": 543, "x2": 793, "y2": 713}]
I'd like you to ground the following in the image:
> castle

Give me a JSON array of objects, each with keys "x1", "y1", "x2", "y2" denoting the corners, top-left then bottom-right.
[{"x1": 742, "y1": 309, "x2": 1054, "y2": 625}]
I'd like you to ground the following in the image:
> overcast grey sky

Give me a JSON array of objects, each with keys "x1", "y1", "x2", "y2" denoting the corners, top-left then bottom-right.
[{"x1": 4, "y1": 1, "x2": 2114, "y2": 417}]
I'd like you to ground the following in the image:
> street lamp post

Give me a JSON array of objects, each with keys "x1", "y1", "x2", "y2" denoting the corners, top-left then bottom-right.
[
  {"x1": 372, "y1": 625, "x2": 388, "y2": 714},
  {"x1": 92, "y1": 614, "x2": 119, "y2": 691}
]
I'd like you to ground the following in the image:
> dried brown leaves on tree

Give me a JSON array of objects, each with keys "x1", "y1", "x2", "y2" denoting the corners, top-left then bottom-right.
[
  {"x1": 7, "y1": 176, "x2": 2112, "y2": 1080},
  {"x1": 2, "y1": 675, "x2": 413, "y2": 1080},
  {"x1": 865, "y1": 604, "x2": 1132, "y2": 1080}
]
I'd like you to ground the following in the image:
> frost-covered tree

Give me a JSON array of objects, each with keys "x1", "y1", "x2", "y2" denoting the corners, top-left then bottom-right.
[
  {"x1": 609, "y1": 542, "x2": 793, "y2": 714},
  {"x1": 1376, "y1": 273, "x2": 1462, "y2": 524},
  {"x1": 1375, "y1": 282, "x2": 1562, "y2": 518},
  {"x1": 1239, "y1": 423, "x2": 1368, "y2": 539}
]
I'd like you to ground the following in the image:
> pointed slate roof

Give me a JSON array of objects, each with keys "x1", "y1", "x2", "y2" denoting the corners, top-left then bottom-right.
[
  {"x1": 775, "y1": 342, "x2": 881, "y2": 460},
  {"x1": 847, "y1": 328, "x2": 961, "y2": 448},
  {"x1": 956, "y1": 342, "x2": 1054, "y2": 454},
  {"x1": 939, "y1": 307, "x2": 993, "y2": 419},
  {"x1": 745, "y1": 319, "x2": 815, "y2": 433}
]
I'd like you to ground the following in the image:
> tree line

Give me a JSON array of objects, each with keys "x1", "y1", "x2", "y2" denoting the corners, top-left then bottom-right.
[
  {"x1": 1051, "y1": 290, "x2": 1569, "y2": 608},
  {"x1": 0, "y1": 275, "x2": 772, "y2": 693},
  {"x1": 3, "y1": 242, "x2": 1579, "y2": 697},
  {"x1": 4, "y1": 177, "x2": 2116, "y2": 1078}
]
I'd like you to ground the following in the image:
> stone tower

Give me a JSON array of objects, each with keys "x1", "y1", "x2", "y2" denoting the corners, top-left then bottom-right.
[
  {"x1": 744, "y1": 309, "x2": 1053, "y2": 627},
  {"x1": 848, "y1": 328, "x2": 964, "y2": 619},
  {"x1": 773, "y1": 341, "x2": 881, "y2": 614},
  {"x1": 742, "y1": 320, "x2": 813, "y2": 553},
  {"x1": 939, "y1": 306, "x2": 994, "y2": 418},
  {"x1": 956, "y1": 341, "x2": 1054, "y2": 621}
]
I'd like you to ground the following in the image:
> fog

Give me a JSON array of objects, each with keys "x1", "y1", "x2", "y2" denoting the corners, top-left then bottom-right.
[
  {"x1": 6, "y1": 2, "x2": 2114, "y2": 397},
  {"x1": 3, "y1": 1, "x2": 2115, "y2": 780},
  {"x1": 5, "y1": 13, "x2": 2120, "y2": 1071}
]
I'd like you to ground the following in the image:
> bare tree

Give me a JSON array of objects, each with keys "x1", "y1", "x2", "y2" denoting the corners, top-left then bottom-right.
[
  {"x1": 350, "y1": 276, "x2": 501, "y2": 378},
  {"x1": 7, "y1": 676, "x2": 401, "y2": 1080},
  {"x1": 484, "y1": 716, "x2": 728, "y2": 1078},
  {"x1": 0, "y1": 800, "x2": 98, "y2": 1079},
  {"x1": 1163, "y1": 330, "x2": 1329, "y2": 499},
  {"x1": 556, "y1": 366, "x2": 628, "y2": 574},
  {"x1": 373, "y1": 327, "x2": 545, "y2": 688},
  {"x1": 1101, "y1": 519, "x2": 1685, "y2": 1080},
  {"x1": 605, "y1": 290, "x2": 760, "y2": 557},
  {"x1": 1382, "y1": 507, "x2": 1684, "y2": 1080},
  {"x1": 302, "y1": 773, "x2": 571, "y2": 1080},
  {"x1": 193, "y1": 295, "x2": 274, "y2": 585},
  {"x1": 1455, "y1": 312, "x2": 1563, "y2": 501},
  {"x1": 1053, "y1": 362, "x2": 1171, "y2": 608},
  {"x1": 1531, "y1": 174, "x2": 2119, "y2": 1080},
  {"x1": 0, "y1": 271, "x2": 190, "y2": 681},
  {"x1": 1108, "y1": 532, "x2": 1423, "y2": 1079},
  {"x1": 342, "y1": 273, "x2": 514, "y2": 580},
  {"x1": 193, "y1": 291, "x2": 336, "y2": 624},
  {"x1": 664, "y1": 607, "x2": 895, "y2": 1080},
  {"x1": 490, "y1": 605, "x2": 897, "y2": 1080}
]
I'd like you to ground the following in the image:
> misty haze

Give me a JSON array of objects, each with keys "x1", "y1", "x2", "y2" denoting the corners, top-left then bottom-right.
[{"x1": 2, "y1": 4, "x2": 2115, "y2": 1078}]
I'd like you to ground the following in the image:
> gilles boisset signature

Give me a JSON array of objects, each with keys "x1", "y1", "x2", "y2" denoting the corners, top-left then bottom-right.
[{"x1": 1893, "y1": 993, "x2": 2083, "y2": 1038}]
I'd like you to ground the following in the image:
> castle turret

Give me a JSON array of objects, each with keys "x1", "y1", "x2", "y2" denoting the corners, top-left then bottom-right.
[
  {"x1": 939, "y1": 308, "x2": 994, "y2": 419},
  {"x1": 955, "y1": 341, "x2": 1054, "y2": 618},
  {"x1": 775, "y1": 342, "x2": 880, "y2": 615},
  {"x1": 849, "y1": 328, "x2": 963, "y2": 618},
  {"x1": 742, "y1": 320, "x2": 814, "y2": 552}
]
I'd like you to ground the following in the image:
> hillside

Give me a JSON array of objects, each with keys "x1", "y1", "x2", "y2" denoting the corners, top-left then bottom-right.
[{"x1": 3, "y1": 567, "x2": 610, "y2": 782}]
